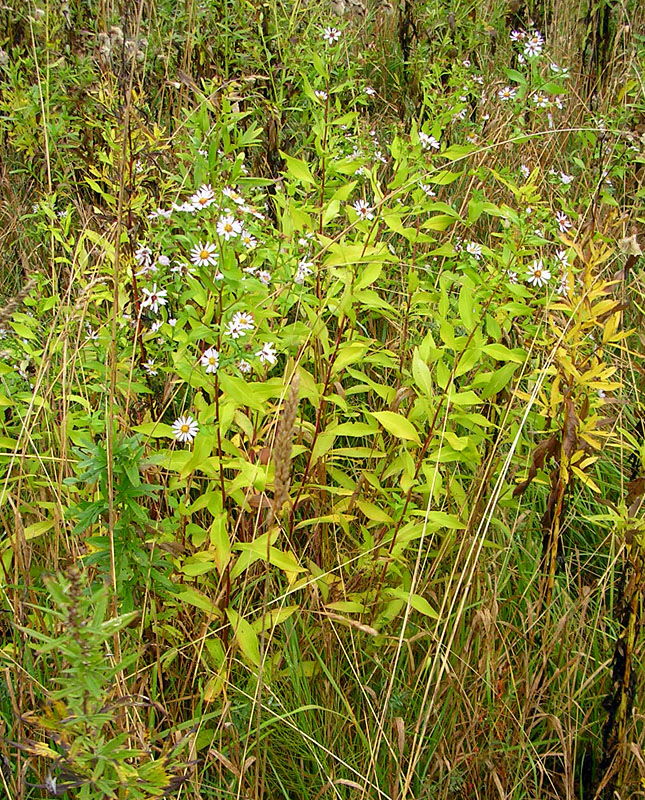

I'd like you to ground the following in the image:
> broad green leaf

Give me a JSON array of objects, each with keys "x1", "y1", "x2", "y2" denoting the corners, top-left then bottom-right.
[
  {"x1": 355, "y1": 261, "x2": 383, "y2": 291},
  {"x1": 412, "y1": 348, "x2": 433, "y2": 397},
  {"x1": 386, "y1": 588, "x2": 440, "y2": 619},
  {"x1": 441, "y1": 144, "x2": 475, "y2": 161},
  {"x1": 251, "y1": 606, "x2": 299, "y2": 633},
  {"x1": 226, "y1": 608, "x2": 260, "y2": 667},
  {"x1": 280, "y1": 152, "x2": 315, "y2": 185},
  {"x1": 132, "y1": 422, "x2": 175, "y2": 439},
  {"x1": 22, "y1": 520, "x2": 54, "y2": 540},
  {"x1": 482, "y1": 343, "x2": 526, "y2": 363},
  {"x1": 176, "y1": 587, "x2": 220, "y2": 615},
  {"x1": 428, "y1": 170, "x2": 462, "y2": 185},
  {"x1": 326, "y1": 601, "x2": 365, "y2": 613},
  {"x1": 372, "y1": 411, "x2": 420, "y2": 444},
  {"x1": 210, "y1": 517, "x2": 231, "y2": 574},
  {"x1": 356, "y1": 500, "x2": 393, "y2": 523}
]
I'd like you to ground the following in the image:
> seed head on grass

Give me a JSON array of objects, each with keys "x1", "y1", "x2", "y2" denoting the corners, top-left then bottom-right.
[
  {"x1": 270, "y1": 371, "x2": 300, "y2": 521},
  {"x1": 0, "y1": 278, "x2": 36, "y2": 328}
]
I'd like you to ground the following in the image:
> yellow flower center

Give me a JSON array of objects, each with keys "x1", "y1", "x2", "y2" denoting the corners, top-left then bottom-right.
[
  {"x1": 224, "y1": 223, "x2": 232, "y2": 232},
  {"x1": 200, "y1": 250, "x2": 209, "y2": 259},
  {"x1": 181, "y1": 424, "x2": 190, "y2": 433}
]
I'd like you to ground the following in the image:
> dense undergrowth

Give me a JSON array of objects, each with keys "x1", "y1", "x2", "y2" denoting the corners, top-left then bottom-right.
[{"x1": 1, "y1": 0, "x2": 645, "y2": 798}]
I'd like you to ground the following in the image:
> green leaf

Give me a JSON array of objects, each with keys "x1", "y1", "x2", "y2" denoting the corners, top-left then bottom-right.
[
  {"x1": 326, "y1": 601, "x2": 365, "y2": 613},
  {"x1": 441, "y1": 144, "x2": 475, "y2": 161},
  {"x1": 504, "y1": 68, "x2": 527, "y2": 84},
  {"x1": 22, "y1": 520, "x2": 54, "y2": 541},
  {"x1": 428, "y1": 170, "x2": 462, "y2": 185},
  {"x1": 132, "y1": 422, "x2": 175, "y2": 439},
  {"x1": 412, "y1": 348, "x2": 433, "y2": 397},
  {"x1": 372, "y1": 411, "x2": 420, "y2": 444},
  {"x1": 210, "y1": 517, "x2": 231, "y2": 574},
  {"x1": 176, "y1": 587, "x2": 220, "y2": 615},
  {"x1": 386, "y1": 588, "x2": 440, "y2": 619},
  {"x1": 226, "y1": 608, "x2": 260, "y2": 667},
  {"x1": 280, "y1": 152, "x2": 315, "y2": 185},
  {"x1": 482, "y1": 343, "x2": 526, "y2": 363},
  {"x1": 356, "y1": 500, "x2": 393, "y2": 523}
]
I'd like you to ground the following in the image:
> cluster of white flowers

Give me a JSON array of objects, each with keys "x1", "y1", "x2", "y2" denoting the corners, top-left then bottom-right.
[{"x1": 224, "y1": 311, "x2": 255, "y2": 339}]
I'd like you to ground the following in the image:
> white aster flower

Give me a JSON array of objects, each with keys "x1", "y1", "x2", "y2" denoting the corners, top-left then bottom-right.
[
  {"x1": 365, "y1": 86, "x2": 376, "y2": 96},
  {"x1": 466, "y1": 241, "x2": 483, "y2": 259},
  {"x1": 148, "y1": 207, "x2": 172, "y2": 220},
  {"x1": 352, "y1": 198, "x2": 374, "y2": 220},
  {"x1": 257, "y1": 270, "x2": 271, "y2": 285},
  {"x1": 256, "y1": 342, "x2": 277, "y2": 366},
  {"x1": 520, "y1": 164, "x2": 530, "y2": 179},
  {"x1": 556, "y1": 272, "x2": 571, "y2": 296},
  {"x1": 201, "y1": 347, "x2": 220, "y2": 373},
  {"x1": 560, "y1": 171, "x2": 574, "y2": 184},
  {"x1": 222, "y1": 186, "x2": 245, "y2": 205},
  {"x1": 524, "y1": 31, "x2": 544, "y2": 57},
  {"x1": 237, "y1": 359, "x2": 252, "y2": 374},
  {"x1": 172, "y1": 201, "x2": 197, "y2": 214},
  {"x1": 134, "y1": 244, "x2": 153, "y2": 266},
  {"x1": 419, "y1": 183, "x2": 436, "y2": 196},
  {"x1": 143, "y1": 359, "x2": 157, "y2": 376},
  {"x1": 555, "y1": 210, "x2": 572, "y2": 232},
  {"x1": 172, "y1": 415, "x2": 199, "y2": 444},
  {"x1": 314, "y1": 89, "x2": 328, "y2": 101},
  {"x1": 217, "y1": 214, "x2": 242, "y2": 241},
  {"x1": 555, "y1": 249, "x2": 570, "y2": 268},
  {"x1": 190, "y1": 183, "x2": 215, "y2": 210},
  {"x1": 498, "y1": 86, "x2": 516, "y2": 101},
  {"x1": 419, "y1": 131, "x2": 440, "y2": 150},
  {"x1": 190, "y1": 241, "x2": 218, "y2": 267},
  {"x1": 525, "y1": 259, "x2": 551, "y2": 287},
  {"x1": 240, "y1": 230, "x2": 257, "y2": 249},
  {"x1": 322, "y1": 26, "x2": 342, "y2": 44},
  {"x1": 295, "y1": 259, "x2": 313, "y2": 285},
  {"x1": 140, "y1": 284, "x2": 168, "y2": 314}
]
